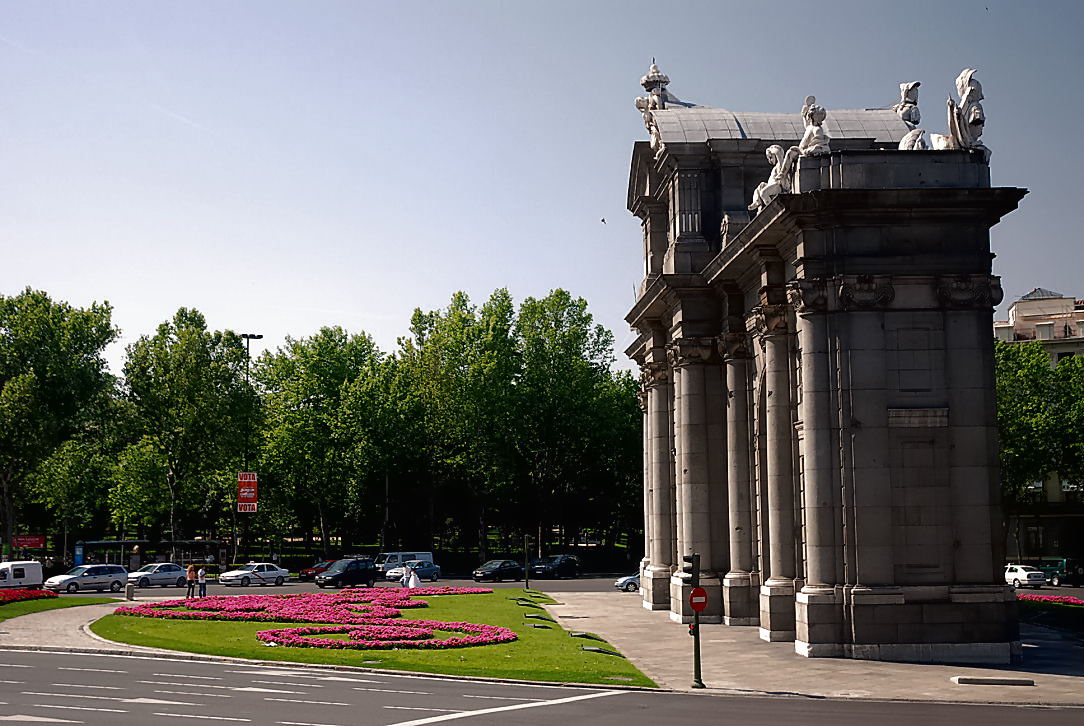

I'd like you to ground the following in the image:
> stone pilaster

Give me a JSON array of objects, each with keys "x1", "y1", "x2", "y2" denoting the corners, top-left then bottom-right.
[
  {"x1": 637, "y1": 377, "x2": 652, "y2": 580},
  {"x1": 719, "y1": 332, "x2": 758, "y2": 625},
  {"x1": 642, "y1": 362, "x2": 673, "y2": 610},
  {"x1": 753, "y1": 304, "x2": 797, "y2": 642},
  {"x1": 667, "y1": 337, "x2": 723, "y2": 623}
]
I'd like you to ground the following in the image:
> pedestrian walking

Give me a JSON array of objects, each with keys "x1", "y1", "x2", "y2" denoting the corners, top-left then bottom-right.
[
  {"x1": 185, "y1": 564, "x2": 196, "y2": 598},
  {"x1": 197, "y1": 566, "x2": 207, "y2": 597},
  {"x1": 399, "y1": 563, "x2": 411, "y2": 588},
  {"x1": 407, "y1": 564, "x2": 421, "y2": 589}
]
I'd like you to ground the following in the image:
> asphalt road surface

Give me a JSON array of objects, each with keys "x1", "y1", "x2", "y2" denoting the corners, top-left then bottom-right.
[{"x1": 1, "y1": 651, "x2": 1080, "y2": 726}]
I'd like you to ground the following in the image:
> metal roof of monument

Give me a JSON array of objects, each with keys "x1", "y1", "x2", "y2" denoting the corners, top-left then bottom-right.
[{"x1": 651, "y1": 106, "x2": 912, "y2": 144}]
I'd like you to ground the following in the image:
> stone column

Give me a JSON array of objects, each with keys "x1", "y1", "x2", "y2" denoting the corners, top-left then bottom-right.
[
  {"x1": 755, "y1": 304, "x2": 797, "y2": 642},
  {"x1": 642, "y1": 362, "x2": 673, "y2": 610},
  {"x1": 667, "y1": 337, "x2": 721, "y2": 623},
  {"x1": 720, "y1": 332, "x2": 758, "y2": 625},
  {"x1": 789, "y1": 280, "x2": 843, "y2": 656},
  {"x1": 637, "y1": 380, "x2": 652, "y2": 580}
]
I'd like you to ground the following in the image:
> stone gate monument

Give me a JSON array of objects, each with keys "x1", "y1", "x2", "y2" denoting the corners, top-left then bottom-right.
[{"x1": 626, "y1": 63, "x2": 1026, "y2": 663}]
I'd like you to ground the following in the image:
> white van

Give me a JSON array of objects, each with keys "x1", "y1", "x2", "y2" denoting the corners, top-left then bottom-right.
[
  {"x1": 374, "y1": 551, "x2": 434, "y2": 575},
  {"x1": 0, "y1": 561, "x2": 44, "y2": 589}
]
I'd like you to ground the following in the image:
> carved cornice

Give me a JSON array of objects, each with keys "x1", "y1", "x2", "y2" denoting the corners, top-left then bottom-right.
[
  {"x1": 749, "y1": 304, "x2": 790, "y2": 337},
  {"x1": 838, "y1": 275, "x2": 895, "y2": 310},
  {"x1": 787, "y1": 278, "x2": 829, "y2": 314},
  {"x1": 718, "y1": 332, "x2": 752, "y2": 360},
  {"x1": 935, "y1": 274, "x2": 1004, "y2": 309},
  {"x1": 666, "y1": 337, "x2": 717, "y2": 367}
]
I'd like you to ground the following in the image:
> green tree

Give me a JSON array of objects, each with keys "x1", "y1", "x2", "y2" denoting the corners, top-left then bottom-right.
[
  {"x1": 0, "y1": 288, "x2": 116, "y2": 556},
  {"x1": 119, "y1": 308, "x2": 255, "y2": 549}
]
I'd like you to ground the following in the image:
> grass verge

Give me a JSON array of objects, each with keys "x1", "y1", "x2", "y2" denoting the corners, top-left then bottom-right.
[
  {"x1": 1019, "y1": 599, "x2": 1084, "y2": 635},
  {"x1": 89, "y1": 588, "x2": 656, "y2": 687},
  {"x1": 0, "y1": 597, "x2": 117, "y2": 623}
]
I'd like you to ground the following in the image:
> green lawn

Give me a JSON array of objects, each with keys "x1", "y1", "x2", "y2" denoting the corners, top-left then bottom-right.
[
  {"x1": 1019, "y1": 599, "x2": 1084, "y2": 634},
  {"x1": 90, "y1": 589, "x2": 655, "y2": 687},
  {"x1": 0, "y1": 597, "x2": 118, "y2": 622}
]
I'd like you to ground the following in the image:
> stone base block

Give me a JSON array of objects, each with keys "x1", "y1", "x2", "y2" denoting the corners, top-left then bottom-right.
[
  {"x1": 723, "y1": 573, "x2": 758, "y2": 626},
  {"x1": 843, "y1": 641, "x2": 1020, "y2": 665},
  {"x1": 795, "y1": 587, "x2": 843, "y2": 649},
  {"x1": 758, "y1": 581, "x2": 796, "y2": 641},
  {"x1": 668, "y1": 574, "x2": 723, "y2": 624},
  {"x1": 795, "y1": 640, "x2": 844, "y2": 657},
  {"x1": 641, "y1": 566, "x2": 671, "y2": 611}
]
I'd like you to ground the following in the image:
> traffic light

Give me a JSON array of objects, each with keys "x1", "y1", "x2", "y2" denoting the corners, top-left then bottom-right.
[{"x1": 682, "y1": 552, "x2": 700, "y2": 588}]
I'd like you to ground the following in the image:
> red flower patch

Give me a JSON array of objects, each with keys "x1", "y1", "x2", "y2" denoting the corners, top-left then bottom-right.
[{"x1": 0, "y1": 589, "x2": 58, "y2": 605}]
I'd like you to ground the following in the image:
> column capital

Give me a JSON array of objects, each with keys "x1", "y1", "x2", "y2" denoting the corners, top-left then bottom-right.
[
  {"x1": 641, "y1": 361, "x2": 670, "y2": 388},
  {"x1": 749, "y1": 304, "x2": 790, "y2": 337},
  {"x1": 935, "y1": 274, "x2": 1004, "y2": 309},
  {"x1": 666, "y1": 337, "x2": 717, "y2": 367},
  {"x1": 718, "y1": 332, "x2": 752, "y2": 360},
  {"x1": 787, "y1": 278, "x2": 829, "y2": 315},
  {"x1": 838, "y1": 275, "x2": 895, "y2": 310},
  {"x1": 636, "y1": 388, "x2": 649, "y2": 413}
]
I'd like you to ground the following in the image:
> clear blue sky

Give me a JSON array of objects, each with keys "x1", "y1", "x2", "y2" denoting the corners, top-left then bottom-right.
[{"x1": 2, "y1": 0, "x2": 1080, "y2": 372}]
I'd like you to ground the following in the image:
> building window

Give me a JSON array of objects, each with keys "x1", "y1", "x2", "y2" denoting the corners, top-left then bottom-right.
[{"x1": 1036, "y1": 322, "x2": 1054, "y2": 341}]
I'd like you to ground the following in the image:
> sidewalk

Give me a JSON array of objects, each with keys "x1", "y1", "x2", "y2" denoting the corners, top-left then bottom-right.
[
  {"x1": 543, "y1": 591, "x2": 1084, "y2": 706},
  {"x1": 0, "y1": 600, "x2": 169, "y2": 653}
]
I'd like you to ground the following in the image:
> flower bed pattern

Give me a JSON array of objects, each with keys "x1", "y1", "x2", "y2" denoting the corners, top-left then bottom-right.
[
  {"x1": 1016, "y1": 593, "x2": 1084, "y2": 606},
  {"x1": 115, "y1": 586, "x2": 518, "y2": 650},
  {"x1": 0, "y1": 589, "x2": 58, "y2": 605}
]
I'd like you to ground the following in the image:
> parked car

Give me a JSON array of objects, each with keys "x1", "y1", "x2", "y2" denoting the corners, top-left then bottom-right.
[
  {"x1": 614, "y1": 573, "x2": 640, "y2": 592},
  {"x1": 1020, "y1": 557, "x2": 1084, "y2": 587},
  {"x1": 315, "y1": 558, "x2": 378, "y2": 588},
  {"x1": 472, "y1": 559, "x2": 524, "y2": 582},
  {"x1": 1004, "y1": 564, "x2": 1045, "y2": 589},
  {"x1": 45, "y1": 564, "x2": 127, "y2": 593},
  {"x1": 385, "y1": 560, "x2": 441, "y2": 583},
  {"x1": 0, "y1": 561, "x2": 44, "y2": 590},
  {"x1": 128, "y1": 562, "x2": 187, "y2": 588},
  {"x1": 374, "y1": 551, "x2": 435, "y2": 575},
  {"x1": 530, "y1": 554, "x2": 580, "y2": 579},
  {"x1": 219, "y1": 562, "x2": 289, "y2": 587},
  {"x1": 299, "y1": 559, "x2": 338, "y2": 581}
]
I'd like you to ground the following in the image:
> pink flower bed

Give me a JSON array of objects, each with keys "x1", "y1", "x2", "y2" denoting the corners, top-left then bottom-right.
[
  {"x1": 1016, "y1": 593, "x2": 1084, "y2": 606},
  {"x1": 115, "y1": 586, "x2": 517, "y2": 650},
  {"x1": 0, "y1": 589, "x2": 57, "y2": 605}
]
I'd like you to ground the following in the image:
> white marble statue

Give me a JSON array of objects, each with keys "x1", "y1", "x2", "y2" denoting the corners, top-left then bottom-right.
[
  {"x1": 635, "y1": 61, "x2": 671, "y2": 159},
  {"x1": 898, "y1": 128, "x2": 928, "y2": 150},
  {"x1": 893, "y1": 81, "x2": 922, "y2": 126},
  {"x1": 798, "y1": 95, "x2": 831, "y2": 157},
  {"x1": 931, "y1": 68, "x2": 989, "y2": 160},
  {"x1": 635, "y1": 95, "x2": 665, "y2": 158},
  {"x1": 748, "y1": 144, "x2": 800, "y2": 214}
]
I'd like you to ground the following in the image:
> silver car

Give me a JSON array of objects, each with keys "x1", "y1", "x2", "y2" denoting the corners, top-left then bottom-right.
[
  {"x1": 128, "y1": 562, "x2": 187, "y2": 588},
  {"x1": 219, "y1": 562, "x2": 289, "y2": 587},
  {"x1": 385, "y1": 560, "x2": 441, "y2": 582},
  {"x1": 45, "y1": 565, "x2": 128, "y2": 593}
]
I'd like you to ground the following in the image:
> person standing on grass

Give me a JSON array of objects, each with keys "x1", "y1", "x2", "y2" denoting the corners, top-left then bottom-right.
[
  {"x1": 185, "y1": 564, "x2": 196, "y2": 598},
  {"x1": 197, "y1": 566, "x2": 207, "y2": 597}
]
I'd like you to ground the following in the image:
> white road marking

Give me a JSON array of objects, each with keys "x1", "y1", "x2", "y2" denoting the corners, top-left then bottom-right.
[
  {"x1": 152, "y1": 673, "x2": 223, "y2": 680},
  {"x1": 0, "y1": 716, "x2": 82, "y2": 723},
  {"x1": 0, "y1": 680, "x2": 24, "y2": 684},
  {"x1": 352, "y1": 687, "x2": 429, "y2": 695},
  {"x1": 266, "y1": 698, "x2": 349, "y2": 706},
  {"x1": 252, "y1": 680, "x2": 323, "y2": 687},
  {"x1": 277, "y1": 722, "x2": 342, "y2": 726},
  {"x1": 35, "y1": 705, "x2": 126, "y2": 713},
  {"x1": 154, "y1": 690, "x2": 233, "y2": 698},
  {"x1": 56, "y1": 668, "x2": 125, "y2": 674},
  {"x1": 384, "y1": 708, "x2": 464, "y2": 714},
  {"x1": 49, "y1": 684, "x2": 123, "y2": 690},
  {"x1": 22, "y1": 692, "x2": 195, "y2": 706},
  {"x1": 385, "y1": 690, "x2": 626, "y2": 726},
  {"x1": 462, "y1": 694, "x2": 544, "y2": 701},
  {"x1": 233, "y1": 686, "x2": 304, "y2": 694},
  {"x1": 154, "y1": 715, "x2": 250, "y2": 722},
  {"x1": 139, "y1": 680, "x2": 301, "y2": 693},
  {"x1": 0, "y1": 664, "x2": 33, "y2": 668}
]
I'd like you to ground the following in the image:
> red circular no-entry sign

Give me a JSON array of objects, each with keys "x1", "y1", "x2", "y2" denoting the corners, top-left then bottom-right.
[{"x1": 689, "y1": 586, "x2": 708, "y2": 612}]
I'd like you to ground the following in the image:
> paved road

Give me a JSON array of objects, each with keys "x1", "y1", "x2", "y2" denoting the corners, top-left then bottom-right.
[{"x1": 1, "y1": 651, "x2": 1080, "y2": 726}]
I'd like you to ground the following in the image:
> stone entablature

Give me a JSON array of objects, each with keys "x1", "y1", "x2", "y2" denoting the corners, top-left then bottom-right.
[{"x1": 626, "y1": 65, "x2": 1027, "y2": 664}]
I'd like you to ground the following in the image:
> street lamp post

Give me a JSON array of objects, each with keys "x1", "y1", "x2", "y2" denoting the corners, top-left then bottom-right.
[{"x1": 235, "y1": 333, "x2": 262, "y2": 565}]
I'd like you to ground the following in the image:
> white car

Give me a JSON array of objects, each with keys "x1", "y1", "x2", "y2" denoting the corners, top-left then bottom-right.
[
  {"x1": 1004, "y1": 564, "x2": 1045, "y2": 589},
  {"x1": 128, "y1": 562, "x2": 187, "y2": 588},
  {"x1": 219, "y1": 562, "x2": 289, "y2": 587}
]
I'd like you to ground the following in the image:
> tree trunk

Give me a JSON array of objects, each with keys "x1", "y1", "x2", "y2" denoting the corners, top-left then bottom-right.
[
  {"x1": 166, "y1": 468, "x2": 177, "y2": 560},
  {"x1": 1, "y1": 470, "x2": 17, "y2": 561}
]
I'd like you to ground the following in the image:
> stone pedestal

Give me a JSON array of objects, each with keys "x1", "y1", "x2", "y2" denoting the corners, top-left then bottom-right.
[
  {"x1": 669, "y1": 573, "x2": 722, "y2": 623},
  {"x1": 642, "y1": 565, "x2": 671, "y2": 610},
  {"x1": 723, "y1": 571, "x2": 758, "y2": 625},
  {"x1": 759, "y1": 581, "x2": 796, "y2": 641},
  {"x1": 794, "y1": 588, "x2": 843, "y2": 657}
]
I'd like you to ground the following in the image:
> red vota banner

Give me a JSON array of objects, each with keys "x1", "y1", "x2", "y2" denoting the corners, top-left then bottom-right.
[
  {"x1": 11, "y1": 535, "x2": 46, "y2": 548},
  {"x1": 238, "y1": 472, "x2": 258, "y2": 512}
]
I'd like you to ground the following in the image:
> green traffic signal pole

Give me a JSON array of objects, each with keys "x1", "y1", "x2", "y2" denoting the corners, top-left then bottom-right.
[{"x1": 683, "y1": 552, "x2": 705, "y2": 689}]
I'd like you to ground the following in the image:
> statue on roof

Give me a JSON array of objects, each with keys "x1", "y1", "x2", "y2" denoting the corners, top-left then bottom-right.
[
  {"x1": 893, "y1": 82, "x2": 922, "y2": 126},
  {"x1": 748, "y1": 144, "x2": 800, "y2": 215},
  {"x1": 635, "y1": 61, "x2": 670, "y2": 159},
  {"x1": 798, "y1": 96, "x2": 831, "y2": 157},
  {"x1": 931, "y1": 68, "x2": 989, "y2": 160}
]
